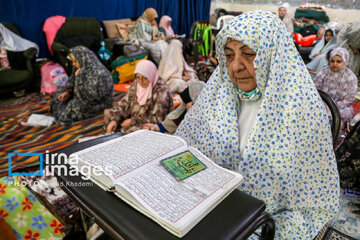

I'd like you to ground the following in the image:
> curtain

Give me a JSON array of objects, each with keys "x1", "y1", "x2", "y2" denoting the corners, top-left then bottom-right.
[{"x1": 0, "y1": 0, "x2": 210, "y2": 57}]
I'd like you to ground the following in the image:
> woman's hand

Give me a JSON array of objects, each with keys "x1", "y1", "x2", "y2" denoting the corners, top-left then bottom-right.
[
  {"x1": 75, "y1": 68, "x2": 82, "y2": 76},
  {"x1": 314, "y1": 52, "x2": 322, "y2": 57},
  {"x1": 58, "y1": 92, "x2": 70, "y2": 102},
  {"x1": 107, "y1": 120, "x2": 117, "y2": 133},
  {"x1": 308, "y1": 70, "x2": 317, "y2": 76},
  {"x1": 186, "y1": 102, "x2": 194, "y2": 111},
  {"x1": 142, "y1": 123, "x2": 160, "y2": 131},
  {"x1": 121, "y1": 118, "x2": 132, "y2": 129},
  {"x1": 182, "y1": 72, "x2": 190, "y2": 81}
]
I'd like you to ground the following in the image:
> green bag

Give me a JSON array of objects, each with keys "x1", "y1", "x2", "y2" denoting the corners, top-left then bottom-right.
[{"x1": 110, "y1": 52, "x2": 147, "y2": 84}]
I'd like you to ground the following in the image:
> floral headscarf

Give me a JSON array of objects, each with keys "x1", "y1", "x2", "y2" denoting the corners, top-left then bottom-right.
[
  {"x1": 68, "y1": 46, "x2": 113, "y2": 104},
  {"x1": 141, "y1": 8, "x2": 158, "y2": 25},
  {"x1": 176, "y1": 10, "x2": 339, "y2": 239},
  {"x1": 314, "y1": 47, "x2": 358, "y2": 126},
  {"x1": 330, "y1": 47, "x2": 349, "y2": 64}
]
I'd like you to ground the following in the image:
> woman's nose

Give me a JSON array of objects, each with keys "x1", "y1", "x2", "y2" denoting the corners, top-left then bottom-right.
[{"x1": 232, "y1": 55, "x2": 246, "y2": 71}]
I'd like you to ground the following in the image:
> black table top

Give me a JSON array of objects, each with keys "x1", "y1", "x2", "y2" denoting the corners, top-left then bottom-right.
[{"x1": 52, "y1": 133, "x2": 266, "y2": 240}]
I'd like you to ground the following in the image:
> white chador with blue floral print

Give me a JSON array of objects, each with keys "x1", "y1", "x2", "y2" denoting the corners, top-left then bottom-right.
[{"x1": 176, "y1": 10, "x2": 339, "y2": 239}]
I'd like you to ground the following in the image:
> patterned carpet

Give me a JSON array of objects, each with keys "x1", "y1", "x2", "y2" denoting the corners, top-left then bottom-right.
[
  {"x1": 0, "y1": 93, "x2": 122, "y2": 177},
  {"x1": 316, "y1": 226, "x2": 357, "y2": 240},
  {"x1": 323, "y1": 191, "x2": 360, "y2": 240}
]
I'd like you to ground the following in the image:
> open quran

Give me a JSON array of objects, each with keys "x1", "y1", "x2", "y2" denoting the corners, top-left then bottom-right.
[{"x1": 69, "y1": 130, "x2": 243, "y2": 238}]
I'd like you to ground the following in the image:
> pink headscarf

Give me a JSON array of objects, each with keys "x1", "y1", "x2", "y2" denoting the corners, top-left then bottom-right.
[
  {"x1": 159, "y1": 15, "x2": 174, "y2": 36},
  {"x1": 135, "y1": 60, "x2": 159, "y2": 105}
]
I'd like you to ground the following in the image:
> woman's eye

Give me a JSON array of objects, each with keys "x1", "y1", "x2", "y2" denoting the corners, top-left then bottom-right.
[
  {"x1": 244, "y1": 53, "x2": 256, "y2": 58},
  {"x1": 225, "y1": 54, "x2": 233, "y2": 59}
]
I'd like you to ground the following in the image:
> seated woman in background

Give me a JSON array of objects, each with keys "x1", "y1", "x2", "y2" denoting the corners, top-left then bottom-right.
[
  {"x1": 142, "y1": 81, "x2": 205, "y2": 134},
  {"x1": 313, "y1": 47, "x2": 358, "y2": 132},
  {"x1": 277, "y1": 6, "x2": 293, "y2": 35},
  {"x1": 176, "y1": 10, "x2": 339, "y2": 238},
  {"x1": 306, "y1": 28, "x2": 337, "y2": 74},
  {"x1": 130, "y1": 8, "x2": 168, "y2": 65},
  {"x1": 158, "y1": 39, "x2": 199, "y2": 93},
  {"x1": 51, "y1": 46, "x2": 113, "y2": 126},
  {"x1": 159, "y1": 15, "x2": 178, "y2": 39},
  {"x1": 105, "y1": 60, "x2": 173, "y2": 134}
]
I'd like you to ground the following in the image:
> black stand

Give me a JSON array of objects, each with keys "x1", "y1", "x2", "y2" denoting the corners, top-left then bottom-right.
[{"x1": 52, "y1": 133, "x2": 275, "y2": 240}]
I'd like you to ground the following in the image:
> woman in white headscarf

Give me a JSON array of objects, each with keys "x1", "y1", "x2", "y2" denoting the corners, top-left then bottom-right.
[
  {"x1": 158, "y1": 39, "x2": 199, "y2": 93},
  {"x1": 176, "y1": 10, "x2": 339, "y2": 239},
  {"x1": 306, "y1": 28, "x2": 337, "y2": 73},
  {"x1": 277, "y1": 6, "x2": 293, "y2": 35}
]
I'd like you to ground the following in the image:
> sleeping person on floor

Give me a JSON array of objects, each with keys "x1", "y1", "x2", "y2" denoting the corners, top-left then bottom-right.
[{"x1": 51, "y1": 46, "x2": 113, "y2": 126}]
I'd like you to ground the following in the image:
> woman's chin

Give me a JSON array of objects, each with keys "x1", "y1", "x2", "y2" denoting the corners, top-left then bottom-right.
[{"x1": 236, "y1": 84, "x2": 257, "y2": 93}]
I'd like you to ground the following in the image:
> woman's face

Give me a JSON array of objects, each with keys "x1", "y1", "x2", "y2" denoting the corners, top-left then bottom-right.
[
  {"x1": 329, "y1": 55, "x2": 346, "y2": 72},
  {"x1": 148, "y1": 16, "x2": 156, "y2": 22},
  {"x1": 69, "y1": 55, "x2": 80, "y2": 69},
  {"x1": 135, "y1": 73, "x2": 150, "y2": 88},
  {"x1": 146, "y1": 11, "x2": 157, "y2": 23},
  {"x1": 324, "y1": 31, "x2": 333, "y2": 43},
  {"x1": 225, "y1": 40, "x2": 257, "y2": 92},
  {"x1": 278, "y1": 7, "x2": 286, "y2": 18}
]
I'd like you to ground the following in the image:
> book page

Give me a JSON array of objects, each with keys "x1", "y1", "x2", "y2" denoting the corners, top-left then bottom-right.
[
  {"x1": 71, "y1": 130, "x2": 187, "y2": 181},
  {"x1": 117, "y1": 147, "x2": 243, "y2": 237}
]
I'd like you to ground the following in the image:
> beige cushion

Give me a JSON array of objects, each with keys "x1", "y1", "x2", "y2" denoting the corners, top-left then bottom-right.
[
  {"x1": 103, "y1": 19, "x2": 136, "y2": 38},
  {"x1": 115, "y1": 22, "x2": 136, "y2": 40}
]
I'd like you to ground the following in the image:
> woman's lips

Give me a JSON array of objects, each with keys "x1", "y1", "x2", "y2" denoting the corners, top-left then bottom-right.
[{"x1": 235, "y1": 77, "x2": 252, "y2": 82}]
